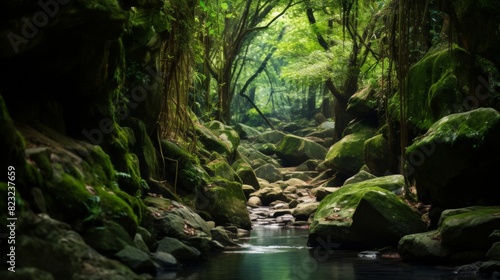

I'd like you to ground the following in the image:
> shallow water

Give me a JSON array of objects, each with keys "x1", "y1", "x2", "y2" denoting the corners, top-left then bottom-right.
[{"x1": 158, "y1": 226, "x2": 463, "y2": 280}]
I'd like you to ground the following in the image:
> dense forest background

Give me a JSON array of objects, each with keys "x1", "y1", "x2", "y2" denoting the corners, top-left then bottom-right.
[{"x1": 1, "y1": 0, "x2": 500, "y2": 279}]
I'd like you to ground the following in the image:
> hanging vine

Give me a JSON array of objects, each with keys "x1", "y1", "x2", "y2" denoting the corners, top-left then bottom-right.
[
  {"x1": 158, "y1": 0, "x2": 201, "y2": 152},
  {"x1": 382, "y1": 0, "x2": 431, "y2": 174}
]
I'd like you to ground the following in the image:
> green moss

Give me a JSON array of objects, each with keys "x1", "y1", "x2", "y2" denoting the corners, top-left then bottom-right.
[
  {"x1": 278, "y1": 135, "x2": 303, "y2": 155},
  {"x1": 440, "y1": 207, "x2": 500, "y2": 249},
  {"x1": 389, "y1": 45, "x2": 470, "y2": 132},
  {"x1": 81, "y1": 146, "x2": 115, "y2": 186},
  {"x1": 406, "y1": 108, "x2": 500, "y2": 155},
  {"x1": 161, "y1": 140, "x2": 211, "y2": 194},
  {"x1": 200, "y1": 179, "x2": 251, "y2": 229},
  {"x1": 204, "y1": 158, "x2": 242, "y2": 183},
  {"x1": 28, "y1": 149, "x2": 54, "y2": 180},
  {"x1": 311, "y1": 182, "x2": 427, "y2": 245},
  {"x1": 46, "y1": 173, "x2": 93, "y2": 222},
  {"x1": 94, "y1": 186, "x2": 138, "y2": 235},
  {"x1": 323, "y1": 131, "x2": 373, "y2": 175}
]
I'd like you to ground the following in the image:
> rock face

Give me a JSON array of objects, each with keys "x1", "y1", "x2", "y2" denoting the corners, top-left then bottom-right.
[{"x1": 406, "y1": 108, "x2": 500, "y2": 208}]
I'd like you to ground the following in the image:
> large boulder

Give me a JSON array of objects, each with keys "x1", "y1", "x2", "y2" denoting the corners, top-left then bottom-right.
[
  {"x1": 231, "y1": 159, "x2": 261, "y2": 190},
  {"x1": 254, "y1": 163, "x2": 283, "y2": 183},
  {"x1": 234, "y1": 123, "x2": 261, "y2": 139},
  {"x1": 196, "y1": 179, "x2": 251, "y2": 230},
  {"x1": 145, "y1": 197, "x2": 212, "y2": 250},
  {"x1": 308, "y1": 178, "x2": 427, "y2": 249},
  {"x1": 253, "y1": 130, "x2": 286, "y2": 144},
  {"x1": 18, "y1": 124, "x2": 145, "y2": 236},
  {"x1": 237, "y1": 145, "x2": 281, "y2": 169},
  {"x1": 399, "y1": 206, "x2": 500, "y2": 265},
  {"x1": 344, "y1": 174, "x2": 406, "y2": 195},
  {"x1": 346, "y1": 85, "x2": 378, "y2": 119},
  {"x1": 160, "y1": 140, "x2": 211, "y2": 196},
  {"x1": 323, "y1": 131, "x2": 375, "y2": 176},
  {"x1": 388, "y1": 46, "x2": 478, "y2": 134},
  {"x1": 363, "y1": 134, "x2": 392, "y2": 176},
  {"x1": 204, "y1": 156, "x2": 242, "y2": 184},
  {"x1": 205, "y1": 120, "x2": 241, "y2": 156},
  {"x1": 276, "y1": 134, "x2": 327, "y2": 167},
  {"x1": 405, "y1": 108, "x2": 500, "y2": 208},
  {"x1": 195, "y1": 121, "x2": 236, "y2": 157}
]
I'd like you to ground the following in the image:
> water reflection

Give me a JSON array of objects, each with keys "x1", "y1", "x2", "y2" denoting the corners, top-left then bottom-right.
[{"x1": 157, "y1": 227, "x2": 460, "y2": 280}]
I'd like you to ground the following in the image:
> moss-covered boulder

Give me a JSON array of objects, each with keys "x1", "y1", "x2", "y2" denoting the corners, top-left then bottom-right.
[
  {"x1": 145, "y1": 197, "x2": 212, "y2": 254},
  {"x1": 122, "y1": 118, "x2": 160, "y2": 182},
  {"x1": 195, "y1": 179, "x2": 251, "y2": 230},
  {"x1": 253, "y1": 130, "x2": 286, "y2": 144},
  {"x1": 234, "y1": 123, "x2": 261, "y2": 139},
  {"x1": 82, "y1": 220, "x2": 135, "y2": 256},
  {"x1": 388, "y1": 45, "x2": 482, "y2": 134},
  {"x1": 204, "y1": 156, "x2": 242, "y2": 184},
  {"x1": 308, "y1": 179, "x2": 427, "y2": 249},
  {"x1": 323, "y1": 131, "x2": 375, "y2": 176},
  {"x1": 399, "y1": 206, "x2": 500, "y2": 265},
  {"x1": 231, "y1": 159, "x2": 261, "y2": 190},
  {"x1": 276, "y1": 134, "x2": 327, "y2": 167},
  {"x1": 346, "y1": 85, "x2": 378, "y2": 119},
  {"x1": 363, "y1": 134, "x2": 391, "y2": 176},
  {"x1": 204, "y1": 120, "x2": 241, "y2": 156},
  {"x1": 236, "y1": 145, "x2": 281, "y2": 169},
  {"x1": 343, "y1": 174, "x2": 405, "y2": 195},
  {"x1": 405, "y1": 108, "x2": 500, "y2": 208},
  {"x1": 160, "y1": 140, "x2": 211, "y2": 196},
  {"x1": 254, "y1": 163, "x2": 283, "y2": 183},
  {"x1": 439, "y1": 206, "x2": 500, "y2": 250}
]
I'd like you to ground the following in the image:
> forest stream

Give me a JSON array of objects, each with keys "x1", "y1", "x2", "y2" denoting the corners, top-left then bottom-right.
[
  {"x1": 158, "y1": 213, "x2": 460, "y2": 280},
  {"x1": 2, "y1": 1, "x2": 500, "y2": 279}
]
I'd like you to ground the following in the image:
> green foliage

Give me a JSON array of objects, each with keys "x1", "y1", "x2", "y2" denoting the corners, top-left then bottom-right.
[{"x1": 83, "y1": 196, "x2": 103, "y2": 224}]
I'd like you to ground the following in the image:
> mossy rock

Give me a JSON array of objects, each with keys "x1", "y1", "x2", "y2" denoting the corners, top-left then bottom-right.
[
  {"x1": 122, "y1": 118, "x2": 160, "y2": 181},
  {"x1": 195, "y1": 122, "x2": 232, "y2": 156},
  {"x1": 205, "y1": 121, "x2": 241, "y2": 156},
  {"x1": 388, "y1": 45, "x2": 473, "y2": 133},
  {"x1": 405, "y1": 108, "x2": 500, "y2": 207},
  {"x1": 16, "y1": 125, "x2": 142, "y2": 235},
  {"x1": 231, "y1": 159, "x2": 261, "y2": 190},
  {"x1": 234, "y1": 123, "x2": 261, "y2": 139},
  {"x1": 82, "y1": 220, "x2": 135, "y2": 256},
  {"x1": 308, "y1": 182, "x2": 427, "y2": 249},
  {"x1": 346, "y1": 85, "x2": 378, "y2": 118},
  {"x1": 204, "y1": 157, "x2": 242, "y2": 184},
  {"x1": 323, "y1": 131, "x2": 375, "y2": 176},
  {"x1": 439, "y1": 206, "x2": 500, "y2": 250},
  {"x1": 276, "y1": 134, "x2": 327, "y2": 167},
  {"x1": 363, "y1": 134, "x2": 391, "y2": 176},
  {"x1": 160, "y1": 140, "x2": 211, "y2": 195},
  {"x1": 196, "y1": 179, "x2": 251, "y2": 230},
  {"x1": 79, "y1": 145, "x2": 116, "y2": 187}
]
